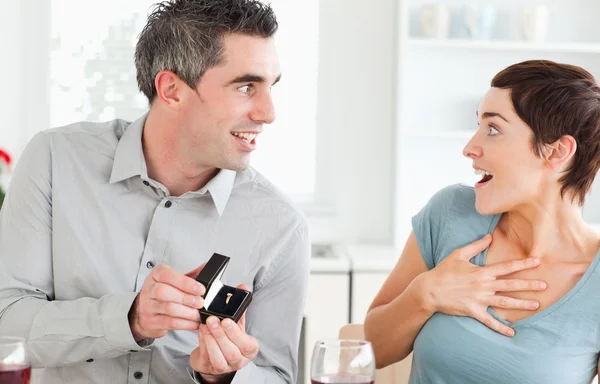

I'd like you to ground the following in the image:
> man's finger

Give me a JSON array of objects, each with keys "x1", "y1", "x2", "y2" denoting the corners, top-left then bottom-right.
[
  {"x1": 152, "y1": 264, "x2": 206, "y2": 296},
  {"x1": 455, "y1": 234, "x2": 492, "y2": 261},
  {"x1": 235, "y1": 284, "x2": 251, "y2": 331},
  {"x1": 146, "y1": 314, "x2": 200, "y2": 332},
  {"x1": 155, "y1": 301, "x2": 202, "y2": 321},
  {"x1": 221, "y1": 318, "x2": 258, "y2": 360},
  {"x1": 192, "y1": 327, "x2": 212, "y2": 373},
  {"x1": 150, "y1": 283, "x2": 204, "y2": 308},
  {"x1": 185, "y1": 263, "x2": 206, "y2": 280},
  {"x1": 237, "y1": 313, "x2": 246, "y2": 331},
  {"x1": 207, "y1": 317, "x2": 245, "y2": 369},
  {"x1": 203, "y1": 322, "x2": 230, "y2": 374}
]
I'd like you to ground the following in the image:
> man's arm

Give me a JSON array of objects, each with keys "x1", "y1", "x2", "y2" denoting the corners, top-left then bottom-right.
[
  {"x1": 190, "y1": 222, "x2": 310, "y2": 383},
  {"x1": 0, "y1": 133, "x2": 148, "y2": 367}
]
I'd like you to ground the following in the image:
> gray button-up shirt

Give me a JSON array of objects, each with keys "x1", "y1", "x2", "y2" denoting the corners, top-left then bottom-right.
[{"x1": 0, "y1": 114, "x2": 310, "y2": 384}]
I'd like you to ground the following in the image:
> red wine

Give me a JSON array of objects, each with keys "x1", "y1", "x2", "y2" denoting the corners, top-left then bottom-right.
[
  {"x1": 0, "y1": 364, "x2": 31, "y2": 384},
  {"x1": 311, "y1": 374, "x2": 374, "y2": 384}
]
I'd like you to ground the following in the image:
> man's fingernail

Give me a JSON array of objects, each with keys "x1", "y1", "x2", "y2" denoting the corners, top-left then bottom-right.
[
  {"x1": 196, "y1": 284, "x2": 206, "y2": 295},
  {"x1": 223, "y1": 319, "x2": 233, "y2": 330},
  {"x1": 208, "y1": 317, "x2": 219, "y2": 329}
]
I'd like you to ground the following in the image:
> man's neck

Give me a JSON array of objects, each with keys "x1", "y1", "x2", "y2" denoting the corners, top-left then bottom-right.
[{"x1": 142, "y1": 110, "x2": 219, "y2": 196}]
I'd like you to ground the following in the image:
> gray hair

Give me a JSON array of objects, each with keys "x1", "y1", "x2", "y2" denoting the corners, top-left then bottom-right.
[{"x1": 135, "y1": 0, "x2": 278, "y2": 103}]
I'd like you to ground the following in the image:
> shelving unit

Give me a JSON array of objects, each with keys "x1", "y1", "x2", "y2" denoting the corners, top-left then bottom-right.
[
  {"x1": 408, "y1": 37, "x2": 600, "y2": 54},
  {"x1": 393, "y1": 0, "x2": 600, "y2": 247}
]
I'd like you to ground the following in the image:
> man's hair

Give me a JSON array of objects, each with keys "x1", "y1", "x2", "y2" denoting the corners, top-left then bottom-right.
[
  {"x1": 135, "y1": 0, "x2": 278, "y2": 103},
  {"x1": 491, "y1": 60, "x2": 600, "y2": 205}
]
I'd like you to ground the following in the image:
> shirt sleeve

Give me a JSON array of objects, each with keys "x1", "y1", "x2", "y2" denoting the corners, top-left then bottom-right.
[
  {"x1": 188, "y1": 221, "x2": 309, "y2": 384},
  {"x1": 238, "y1": 222, "x2": 310, "y2": 384},
  {"x1": 0, "y1": 132, "x2": 148, "y2": 368},
  {"x1": 411, "y1": 185, "x2": 459, "y2": 269}
]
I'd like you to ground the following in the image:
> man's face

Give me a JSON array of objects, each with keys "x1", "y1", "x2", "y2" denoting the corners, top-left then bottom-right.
[{"x1": 178, "y1": 33, "x2": 281, "y2": 171}]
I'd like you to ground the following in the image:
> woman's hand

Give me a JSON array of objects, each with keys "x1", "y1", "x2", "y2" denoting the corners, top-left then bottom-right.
[{"x1": 421, "y1": 234, "x2": 547, "y2": 336}]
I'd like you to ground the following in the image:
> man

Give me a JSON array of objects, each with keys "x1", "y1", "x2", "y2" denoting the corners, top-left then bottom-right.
[{"x1": 0, "y1": 1, "x2": 310, "y2": 383}]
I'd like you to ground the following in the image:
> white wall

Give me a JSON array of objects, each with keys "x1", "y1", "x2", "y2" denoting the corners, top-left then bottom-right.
[
  {"x1": 0, "y1": 0, "x2": 50, "y2": 161},
  {"x1": 0, "y1": 1, "x2": 398, "y2": 246},
  {"x1": 307, "y1": 0, "x2": 397, "y2": 245}
]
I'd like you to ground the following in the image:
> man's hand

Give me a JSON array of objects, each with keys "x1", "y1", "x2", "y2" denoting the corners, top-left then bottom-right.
[
  {"x1": 129, "y1": 263, "x2": 206, "y2": 341},
  {"x1": 190, "y1": 284, "x2": 258, "y2": 383}
]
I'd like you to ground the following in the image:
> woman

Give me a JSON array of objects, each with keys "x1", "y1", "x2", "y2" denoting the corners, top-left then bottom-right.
[{"x1": 364, "y1": 60, "x2": 600, "y2": 384}]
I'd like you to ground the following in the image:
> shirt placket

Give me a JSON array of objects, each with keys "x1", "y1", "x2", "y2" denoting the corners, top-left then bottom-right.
[{"x1": 130, "y1": 196, "x2": 178, "y2": 382}]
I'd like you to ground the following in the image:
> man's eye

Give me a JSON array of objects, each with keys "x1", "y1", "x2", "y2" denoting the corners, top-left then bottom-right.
[{"x1": 238, "y1": 85, "x2": 251, "y2": 94}]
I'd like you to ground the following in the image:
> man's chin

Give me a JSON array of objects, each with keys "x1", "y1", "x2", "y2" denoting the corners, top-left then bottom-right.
[{"x1": 220, "y1": 162, "x2": 250, "y2": 172}]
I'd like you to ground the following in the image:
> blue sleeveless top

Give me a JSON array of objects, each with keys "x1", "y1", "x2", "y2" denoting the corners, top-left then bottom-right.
[{"x1": 410, "y1": 184, "x2": 600, "y2": 384}]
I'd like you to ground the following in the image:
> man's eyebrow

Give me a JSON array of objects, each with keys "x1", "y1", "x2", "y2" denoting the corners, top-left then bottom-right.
[
  {"x1": 227, "y1": 73, "x2": 282, "y2": 86},
  {"x1": 476, "y1": 110, "x2": 510, "y2": 123}
]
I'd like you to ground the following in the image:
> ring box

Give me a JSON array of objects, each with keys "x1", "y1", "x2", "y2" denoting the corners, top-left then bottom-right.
[{"x1": 195, "y1": 253, "x2": 252, "y2": 324}]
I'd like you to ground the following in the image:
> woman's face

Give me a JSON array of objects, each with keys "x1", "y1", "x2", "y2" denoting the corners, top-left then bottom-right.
[{"x1": 463, "y1": 87, "x2": 550, "y2": 215}]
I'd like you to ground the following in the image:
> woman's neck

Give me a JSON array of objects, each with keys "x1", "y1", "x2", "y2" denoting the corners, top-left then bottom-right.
[{"x1": 498, "y1": 195, "x2": 598, "y2": 261}]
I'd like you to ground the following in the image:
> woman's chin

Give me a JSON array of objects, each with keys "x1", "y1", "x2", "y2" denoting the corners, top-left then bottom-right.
[{"x1": 475, "y1": 199, "x2": 501, "y2": 216}]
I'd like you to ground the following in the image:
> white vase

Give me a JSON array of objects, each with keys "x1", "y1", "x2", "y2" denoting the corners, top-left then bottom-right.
[
  {"x1": 520, "y1": 5, "x2": 549, "y2": 42},
  {"x1": 420, "y1": 4, "x2": 451, "y2": 39},
  {"x1": 463, "y1": 5, "x2": 496, "y2": 40}
]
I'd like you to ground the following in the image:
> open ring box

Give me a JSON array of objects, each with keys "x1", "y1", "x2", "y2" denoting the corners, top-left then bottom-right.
[{"x1": 195, "y1": 253, "x2": 253, "y2": 324}]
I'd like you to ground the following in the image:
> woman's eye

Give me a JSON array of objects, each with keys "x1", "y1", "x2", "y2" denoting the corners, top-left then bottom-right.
[{"x1": 489, "y1": 126, "x2": 499, "y2": 135}]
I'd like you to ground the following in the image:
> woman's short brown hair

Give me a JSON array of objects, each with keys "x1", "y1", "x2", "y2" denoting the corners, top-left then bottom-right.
[{"x1": 492, "y1": 60, "x2": 600, "y2": 205}]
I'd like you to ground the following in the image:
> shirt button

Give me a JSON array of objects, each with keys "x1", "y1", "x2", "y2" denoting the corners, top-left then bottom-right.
[
  {"x1": 143, "y1": 180, "x2": 150, "y2": 186},
  {"x1": 134, "y1": 371, "x2": 143, "y2": 379},
  {"x1": 146, "y1": 261, "x2": 155, "y2": 269},
  {"x1": 165, "y1": 200, "x2": 172, "y2": 208},
  {"x1": 86, "y1": 358, "x2": 93, "y2": 363}
]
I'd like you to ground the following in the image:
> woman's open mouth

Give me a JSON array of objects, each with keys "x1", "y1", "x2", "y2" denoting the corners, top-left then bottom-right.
[{"x1": 475, "y1": 169, "x2": 494, "y2": 187}]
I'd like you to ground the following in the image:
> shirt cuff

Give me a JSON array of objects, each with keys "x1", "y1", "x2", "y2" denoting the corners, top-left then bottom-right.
[
  {"x1": 101, "y1": 292, "x2": 153, "y2": 351},
  {"x1": 188, "y1": 369, "x2": 236, "y2": 384},
  {"x1": 230, "y1": 362, "x2": 266, "y2": 384}
]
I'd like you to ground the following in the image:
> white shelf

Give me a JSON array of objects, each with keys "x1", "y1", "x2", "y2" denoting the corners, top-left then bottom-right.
[
  {"x1": 402, "y1": 130, "x2": 474, "y2": 139},
  {"x1": 407, "y1": 37, "x2": 600, "y2": 54}
]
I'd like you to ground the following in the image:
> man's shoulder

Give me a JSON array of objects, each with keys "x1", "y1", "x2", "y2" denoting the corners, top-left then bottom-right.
[
  {"x1": 43, "y1": 118, "x2": 131, "y2": 149},
  {"x1": 233, "y1": 167, "x2": 307, "y2": 227}
]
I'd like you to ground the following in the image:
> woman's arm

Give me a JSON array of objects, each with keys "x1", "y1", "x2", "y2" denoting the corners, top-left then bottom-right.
[
  {"x1": 364, "y1": 232, "x2": 544, "y2": 369},
  {"x1": 363, "y1": 232, "x2": 435, "y2": 368}
]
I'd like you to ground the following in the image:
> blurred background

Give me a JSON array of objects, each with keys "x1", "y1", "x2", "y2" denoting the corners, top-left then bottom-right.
[{"x1": 2, "y1": 0, "x2": 600, "y2": 382}]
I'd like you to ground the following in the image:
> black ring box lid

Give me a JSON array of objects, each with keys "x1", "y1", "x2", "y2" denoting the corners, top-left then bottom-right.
[{"x1": 195, "y1": 253, "x2": 252, "y2": 324}]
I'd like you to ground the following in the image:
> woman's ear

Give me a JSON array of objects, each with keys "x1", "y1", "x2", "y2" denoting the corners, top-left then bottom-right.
[{"x1": 543, "y1": 135, "x2": 577, "y2": 170}]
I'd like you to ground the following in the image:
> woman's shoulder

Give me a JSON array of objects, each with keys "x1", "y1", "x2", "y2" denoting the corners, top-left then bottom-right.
[
  {"x1": 412, "y1": 184, "x2": 499, "y2": 268},
  {"x1": 427, "y1": 183, "x2": 478, "y2": 217}
]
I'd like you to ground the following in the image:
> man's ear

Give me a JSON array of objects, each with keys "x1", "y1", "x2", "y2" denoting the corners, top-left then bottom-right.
[
  {"x1": 154, "y1": 70, "x2": 182, "y2": 110},
  {"x1": 543, "y1": 135, "x2": 577, "y2": 170}
]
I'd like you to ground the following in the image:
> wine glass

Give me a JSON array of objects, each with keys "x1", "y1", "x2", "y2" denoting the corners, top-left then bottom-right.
[
  {"x1": 311, "y1": 339, "x2": 376, "y2": 384},
  {"x1": 0, "y1": 337, "x2": 31, "y2": 384}
]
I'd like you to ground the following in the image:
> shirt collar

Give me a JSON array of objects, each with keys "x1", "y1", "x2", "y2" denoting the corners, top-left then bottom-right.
[
  {"x1": 199, "y1": 169, "x2": 236, "y2": 216},
  {"x1": 109, "y1": 114, "x2": 148, "y2": 184},
  {"x1": 109, "y1": 113, "x2": 235, "y2": 216}
]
